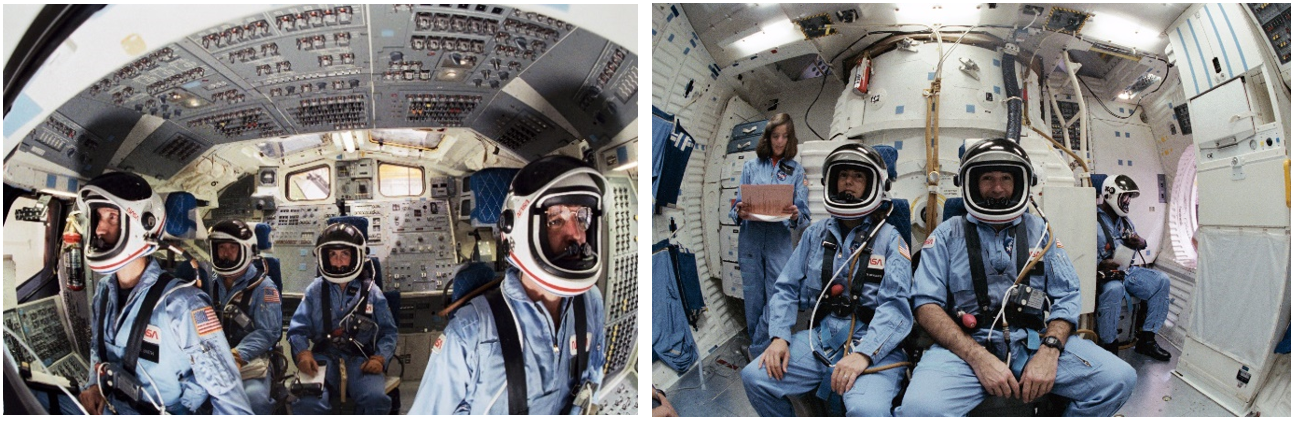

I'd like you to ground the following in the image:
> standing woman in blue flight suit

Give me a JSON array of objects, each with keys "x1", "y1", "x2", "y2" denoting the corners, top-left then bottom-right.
[
  {"x1": 408, "y1": 156, "x2": 606, "y2": 415},
  {"x1": 731, "y1": 112, "x2": 811, "y2": 358},
  {"x1": 1094, "y1": 174, "x2": 1172, "y2": 360},
  {"x1": 741, "y1": 144, "x2": 912, "y2": 416},
  {"x1": 77, "y1": 172, "x2": 252, "y2": 415},
  {"x1": 208, "y1": 219, "x2": 283, "y2": 414},
  {"x1": 897, "y1": 139, "x2": 1136, "y2": 417},
  {"x1": 287, "y1": 223, "x2": 398, "y2": 415}
]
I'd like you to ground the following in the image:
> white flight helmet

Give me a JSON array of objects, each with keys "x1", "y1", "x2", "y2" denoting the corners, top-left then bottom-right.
[
  {"x1": 209, "y1": 219, "x2": 257, "y2": 277},
  {"x1": 955, "y1": 138, "x2": 1037, "y2": 224},
  {"x1": 498, "y1": 155, "x2": 607, "y2": 297},
  {"x1": 1102, "y1": 174, "x2": 1140, "y2": 217},
  {"x1": 314, "y1": 222, "x2": 366, "y2": 284},
  {"x1": 78, "y1": 172, "x2": 166, "y2": 274},
  {"x1": 821, "y1": 143, "x2": 890, "y2": 220}
]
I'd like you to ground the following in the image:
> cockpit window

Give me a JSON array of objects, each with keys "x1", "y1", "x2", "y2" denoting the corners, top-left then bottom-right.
[
  {"x1": 378, "y1": 163, "x2": 424, "y2": 197},
  {"x1": 286, "y1": 165, "x2": 331, "y2": 201}
]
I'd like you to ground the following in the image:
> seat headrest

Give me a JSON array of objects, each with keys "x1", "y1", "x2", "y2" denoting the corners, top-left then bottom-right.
[
  {"x1": 254, "y1": 223, "x2": 273, "y2": 251},
  {"x1": 163, "y1": 191, "x2": 200, "y2": 239},
  {"x1": 1090, "y1": 174, "x2": 1108, "y2": 197},
  {"x1": 885, "y1": 199, "x2": 912, "y2": 249},
  {"x1": 326, "y1": 216, "x2": 370, "y2": 240},
  {"x1": 942, "y1": 197, "x2": 967, "y2": 222},
  {"x1": 872, "y1": 144, "x2": 899, "y2": 181}
]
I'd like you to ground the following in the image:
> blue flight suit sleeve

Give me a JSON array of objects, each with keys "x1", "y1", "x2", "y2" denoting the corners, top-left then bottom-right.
[
  {"x1": 913, "y1": 220, "x2": 955, "y2": 310},
  {"x1": 1043, "y1": 235, "x2": 1081, "y2": 329},
  {"x1": 287, "y1": 280, "x2": 321, "y2": 358},
  {"x1": 766, "y1": 224, "x2": 817, "y2": 342},
  {"x1": 236, "y1": 280, "x2": 282, "y2": 361},
  {"x1": 730, "y1": 160, "x2": 753, "y2": 224},
  {"x1": 409, "y1": 303, "x2": 481, "y2": 414},
  {"x1": 168, "y1": 289, "x2": 253, "y2": 415},
  {"x1": 852, "y1": 228, "x2": 913, "y2": 364},
  {"x1": 788, "y1": 163, "x2": 810, "y2": 230},
  {"x1": 84, "y1": 278, "x2": 109, "y2": 390},
  {"x1": 368, "y1": 283, "x2": 399, "y2": 360}
]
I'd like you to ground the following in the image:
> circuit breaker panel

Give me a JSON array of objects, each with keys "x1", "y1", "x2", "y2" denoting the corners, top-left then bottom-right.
[
  {"x1": 600, "y1": 175, "x2": 638, "y2": 383},
  {"x1": 13, "y1": 4, "x2": 638, "y2": 182}
]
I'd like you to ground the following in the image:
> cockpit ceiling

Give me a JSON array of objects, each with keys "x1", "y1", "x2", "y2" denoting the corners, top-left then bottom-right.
[
  {"x1": 682, "y1": 3, "x2": 1184, "y2": 97},
  {"x1": 11, "y1": 4, "x2": 637, "y2": 181}
]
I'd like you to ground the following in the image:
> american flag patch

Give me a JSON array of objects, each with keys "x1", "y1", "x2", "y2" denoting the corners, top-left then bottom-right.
[
  {"x1": 264, "y1": 287, "x2": 280, "y2": 304},
  {"x1": 898, "y1": 239, "x2": 911, "y2": 260},
  {"x1": 1056, "y1": 240, "x2": 1064, "y2": 249},
  {"x1": 192, "y1": 307, "x2": 222, "y2": 337}
]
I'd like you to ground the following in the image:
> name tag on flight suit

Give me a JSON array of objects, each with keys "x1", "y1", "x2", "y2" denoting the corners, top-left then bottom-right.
[{"x1": 141, "y1": 324, "x2": 161, "y2": 363}]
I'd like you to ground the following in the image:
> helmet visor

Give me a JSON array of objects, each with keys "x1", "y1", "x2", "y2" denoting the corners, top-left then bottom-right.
[
  {"x1": 320, "y1": 245, "x2": 360, "y2": 278},
  {"x1": 210, "y1": 239, "x2": 246, "y2": 273},
  {"x1": 1117, "y1": 192, "x2": 1139, "y2": 214},
  {"x1": 966, "y1": 164, "x2": 1027, "y2": 213},
  {"x1": 825, "y1": 163, "x2": 877, "y2": 206},
  {"x1": 87, "y1": 202, "x2": 126, "y2": 257},
  {"x1": 534, "y1": 193, "x2": 601, "y2": 273}
]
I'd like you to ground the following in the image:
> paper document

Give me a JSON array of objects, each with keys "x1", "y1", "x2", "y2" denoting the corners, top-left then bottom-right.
[
  {"x1": 1112, "y1": 244, "x2": 1137, "y2": 271},
  {"x1": 741, "y1": 184, "x2": 794, "y2": 217},
  {"x1": 301, "y1": 364, "x2": 327, "y2": 385}
]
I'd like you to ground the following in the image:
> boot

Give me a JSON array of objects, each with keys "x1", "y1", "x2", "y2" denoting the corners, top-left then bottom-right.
[
  {"x1": 1135, "y1": 331, "x2": 1171, "y2": 361},
  {"x1": 1101, "y1": 341, "x2": 1119, "y2": 355}
]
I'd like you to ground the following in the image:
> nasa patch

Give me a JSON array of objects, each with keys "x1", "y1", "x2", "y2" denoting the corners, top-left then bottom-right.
[
  {"x1": 568, "y1": 332, "x2": 592, "y2": 356},
  {"x1": 143, "y1": 324, "x2": 162, "y2": 344},
  {"x1": 365, "y1": 303, "x2": 373, "y2": 315},
  {"x1": 923, "y1": 237, "x2": 936, "y2": 249},
  {"x1": 432, "y1": 334, "x2": 446, "y2": 354},
  {"x1": 141, "y1": 324, "x2": 161, "y2": 362},
  {"x1": 1030, "y1": 248, "x2": 1044, "y2": 259},
  {"x1": 867, "y1": 254, "x2": 886, "y2": 270}
]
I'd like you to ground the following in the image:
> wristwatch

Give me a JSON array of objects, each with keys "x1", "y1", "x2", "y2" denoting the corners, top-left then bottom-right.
[{"x1": 1041, "y1": 335, "x2": 1064, "y2": 353}]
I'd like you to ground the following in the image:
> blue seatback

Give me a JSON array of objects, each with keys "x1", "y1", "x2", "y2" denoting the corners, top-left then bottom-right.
[
  {"x1": 326, "y1": 216, "x2": 384, "y2": 289},
  {"x1": 449, "y1": 262, "x2": 498, "y2": 302},
  {"x1": 886, "y1": 199, "x2": 912, "y2": 249},
  {"x1": 254, "y1": 223, "x2": 274, "y2": 251},
  {"x1": 161, "y1": 191, "x2": 210, "y2": 284},
  {"x1": 1090, "y1": 174, "x2": 1108, "y2": 197},
  {"x1": 872, "y1": 145, "x2": 910, "y2": 246},
  {"x1": 468, "y1": 168, "x2": 520, "y2": 227},
  {"x1": 163, "y1": 192, "x2": 199, "y2": 239},
  {"x1": 943, "y1": 197, "x2": 967, "y2": 222},
  {"x1": 252, "y1": 223, "x2": 283, "y2": 291}
]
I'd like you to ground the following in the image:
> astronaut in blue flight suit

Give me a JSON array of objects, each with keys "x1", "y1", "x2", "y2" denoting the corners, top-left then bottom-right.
[
  {"x1": 730, "y1": 112, "x2": 811, "y2": 358},
  {"x1": 208, "y1": 219, "x2": 283, "y2": 414},
  {"x1": 897, "y1": 139, "x2": 1136, "y2": 417},
  {"x1": 77, "y1": 172, "x2": 252, "y2": 415},
  {"x1": 409, "y1": 156, "x2": 606, "y2": 415},
  {"x1": 1094, "y1": 174, "x2": 1172, "y2": 361},
  {"x1": 288, "y1": 222, "x2": 398, "y2": 415},
  {"x1": 741, "y1": 144, "x2": 912, "y2": 417}
]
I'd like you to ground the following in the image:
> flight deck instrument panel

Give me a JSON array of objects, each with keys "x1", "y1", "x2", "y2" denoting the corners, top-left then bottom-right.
[
  {"x1": 3, "y1": 296, "x2": 90, "y2": 388},
  {"x1": 600, "y1": 176, "x2": 638, "y2": 380},
  {"x1": 13, "y1": 4, "x2": 639, "y2": 184},
  {"x1": 262, "y1": 197, "x2": 457, "y2": 294}
]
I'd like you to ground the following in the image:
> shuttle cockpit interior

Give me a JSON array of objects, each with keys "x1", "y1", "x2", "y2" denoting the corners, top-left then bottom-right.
[
  {"x1": 651, "y1": 3, "x2": 1288, "y2": 417},
  {"x1": 3, "y1": 4, "x2": 638, "y2": 415}
]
